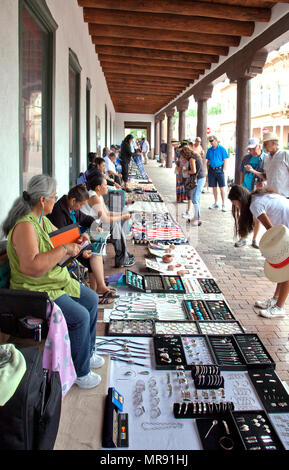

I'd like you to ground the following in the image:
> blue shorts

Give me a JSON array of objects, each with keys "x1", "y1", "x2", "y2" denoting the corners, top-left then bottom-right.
[{"x1": 208, "y1": 167, "x2": 225, "y2": 188}]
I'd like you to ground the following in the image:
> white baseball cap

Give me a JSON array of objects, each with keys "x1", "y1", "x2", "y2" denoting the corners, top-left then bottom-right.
[{"x1": 247, "y1": 138, "x2": 260, "y2": 148}]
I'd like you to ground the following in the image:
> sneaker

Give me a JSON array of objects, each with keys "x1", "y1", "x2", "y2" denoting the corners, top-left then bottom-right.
[
  {"x1": 234, "y1": 239, "x2": 246, "y2": 247},
  {"x1": 182, "y1": 211, "x2": 189, "y2": 218},
  {"x1": 252, "y1": 240, "x2": 259, "y2": 249},
  {"x1": 257, "y1": 304, "x2": 286, "y2": 319},
  {"x1": 74, "y1": 371, "x2": 101, "y2": 389},
  {"x1": 191, "y1": 219, "x2": 202, "y2": 227},
  {"x1": 222, "y1": 205, "x2": 227, "y2": 212},
  {"x1": 209, "y1": 203, "x2": 219, "y2": 210},
  {"x1": 254, "y1": 298, "x2": 277, "y2": 309},
  {"x1": 119, "y1": 257, "x2": 136, "y2": 268},
  {"x1": 90, "y1": 352, "x2": 105, "y2": 369}
]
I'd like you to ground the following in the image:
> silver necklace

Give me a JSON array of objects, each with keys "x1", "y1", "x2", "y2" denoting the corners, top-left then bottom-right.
[{"x1": 141, "y1": 422, "x2": 184, "y2": 431}]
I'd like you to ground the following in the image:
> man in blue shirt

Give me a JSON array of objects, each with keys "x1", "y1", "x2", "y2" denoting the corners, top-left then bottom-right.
[
  {"x1": 206, "y1": 135, "x2": 229, "y2": 211},
  {"x1": 234, "y1": 137, "x2": 266, "y2": 249}
]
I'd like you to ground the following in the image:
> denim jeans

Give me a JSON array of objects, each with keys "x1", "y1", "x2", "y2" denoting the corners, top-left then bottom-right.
[
  {"x1": 188, "y1": 177, "x2": 206, "y2": 218},
  {"x1": 54, "y1": 285, "x2": 98, "y2": 378},
  {"x1": 133, "y1": 155, "x2": 147, "y2": 178}
]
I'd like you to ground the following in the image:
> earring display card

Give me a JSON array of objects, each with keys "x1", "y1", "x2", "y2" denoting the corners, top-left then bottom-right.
[
  {"x1": 154, "y1": 321, "x2": 199, "y2": 336},
  {"x1": 198, "y1": 321, "x2": 244, "y2": 336},
  {"x1": 181, "y1": 336, "x2": 216, "y2": 365},
  {"x1": 207, "y1": 335, "x2": 246, "y2": 371},
  {"x1": 196, "y1": 416, "x2": 245, "y2": 451},
  {"x1": 234, "y1": 334, "x2": 275, "y2": 369},
  {"x1": 248, "y1": 369, "x2": 289, "y2": 413},
  {"x1": 153, "y1": 334, "x2": 187, "y2": 370},
  {"x1": 173, "y1": 401, "x2": 235, "y2": 419},
  {"x1": 231, "y1": 410, "x2": 285, "y2": 450},
  {"x1": 197, "y1": 278, "x2": 222, "y2": 295},
  {"x1": 108, "y1": 319, "x2": 155, "y2": 337},
  {"x1": 125, "y1": 270, "x2": 186, "y2": 294},
  {"x1": 182, "y1": 300, "x2": 211, "y2": 321}
]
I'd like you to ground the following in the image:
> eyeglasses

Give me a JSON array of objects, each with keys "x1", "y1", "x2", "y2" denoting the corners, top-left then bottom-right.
[
  {"x1": 209, "y1": 139, "x2": 215, "y2": 143},
  {"x1": 46, "y1": 195, "x2": 58, "y2": 202}
]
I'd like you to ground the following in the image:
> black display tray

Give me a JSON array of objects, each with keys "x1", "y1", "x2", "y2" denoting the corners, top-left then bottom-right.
[
  {"x1": 234, "y1": 334, "x2": 276, "y2": 370},
  {"x1": 153, "y1": 334, "x2": 187, "y2": 370},
  {"x1": 248, "y1": 369, "x2": 289, "y2": 414},
  {"x1": 182, "y1": 335, "x2": 217, "y2": 366},
  {"x1": 108, "y1": 319, "x2": 155, "y2": 337},
  {"x1": 125, "y1": 270, "x2": 186, "y2": 294},
  {"x1": 197, "y1": 278, "x2": 222, "y2": 295},
  {"x1": 231, "y1": 410, "x2": 285, "y2": 451},
  {"x1": 183, "y1": 299, "x2": 235, "y2": 322},
  {"x1": 196, "y1": 415, "x2": 245, "y2": 451},
  {"x1": 207, "y1": 335, "x2": 247, "y2": 371}
]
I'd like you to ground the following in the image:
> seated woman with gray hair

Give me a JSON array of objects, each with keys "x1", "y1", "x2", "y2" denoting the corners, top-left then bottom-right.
[{"x1": 2, "y1": 175, "x2": 103, "y2": 390}]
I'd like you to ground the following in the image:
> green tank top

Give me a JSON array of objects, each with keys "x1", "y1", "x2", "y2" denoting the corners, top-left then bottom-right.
[{"x1": 7, "y1": 212, "x2": 80, "y2": 301}]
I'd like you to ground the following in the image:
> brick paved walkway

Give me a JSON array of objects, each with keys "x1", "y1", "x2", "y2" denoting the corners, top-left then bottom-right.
[
  {"x1": 146, "y1": 160, "x2": 289, "y2": 384},
  {"x1": 101, "y1": 159, "x2": 289, "y2": 385}
]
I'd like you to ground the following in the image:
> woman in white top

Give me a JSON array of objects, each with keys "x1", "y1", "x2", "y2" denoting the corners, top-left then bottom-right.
[
  {"x1": 83, "y1": 172, "x2": 135, "y2": 268},
  {"x1": 228, "y1": 184, "x2": 289, "y2": 318}
]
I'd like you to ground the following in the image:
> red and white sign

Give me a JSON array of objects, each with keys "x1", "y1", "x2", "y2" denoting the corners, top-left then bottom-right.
[
  {"x1": 207, "y1": 127, "x2": 211, "y2": 135},
  {"x1": 262, "y1": 127, "x2": 268, "y2": 134}
]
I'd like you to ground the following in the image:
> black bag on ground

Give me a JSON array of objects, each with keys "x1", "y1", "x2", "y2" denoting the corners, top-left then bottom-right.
[
  {"x1": 0, "y1": 346, "x2": 62, "y2": 450},
  {"x1": 0, "y1": 289, "x2": 50, "y2": 339}
]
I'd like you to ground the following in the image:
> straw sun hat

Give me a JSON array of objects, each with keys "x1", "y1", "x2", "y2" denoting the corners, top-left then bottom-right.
[{"x1": 259, "y1": 225, "x2": 289, "y2": 283}]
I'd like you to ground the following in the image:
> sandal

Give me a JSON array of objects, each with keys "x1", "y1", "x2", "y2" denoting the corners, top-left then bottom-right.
[
  {"x1": 98, "y1": 296, "x2": 114, "y2": 305},
  {"x1": 98, "y1": 290, "x2": 119, "y2": 300}
]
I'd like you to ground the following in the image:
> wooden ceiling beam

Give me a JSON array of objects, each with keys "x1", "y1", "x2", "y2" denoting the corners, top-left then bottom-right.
[
  {"x1": 103, "y1": 71, "x2": 197, "y2": 82},
  {"x1": 95, "y1": 45, "x2": 218, "y2": 64},
  {"x1": 79, "y1": 0, "x2": 271, "y2": 22},
  {"x1": 109, "y1": 89, "x2": 181, "y2": 96},
  {"x1": 98, "y1": 55, "x2": 211, "y2": 70},
  {"x1": 106, "y1": 76, "x2": 191, "y2": 86},
  {"x1": 102, "y1": 64, "x2": 199, "y2": 79},
  {"x1": 88, "y1": 24, "x2": 240, "y2": 47},
  {"x1": 92, "y1": 36, "x2": 228, "y2": 56},
  {"x1": 106, "y1": 79, "x2": 184, "y2": 89},
  {"x1": 83, "y1": 8, "x2": 255, "y2": 36}
]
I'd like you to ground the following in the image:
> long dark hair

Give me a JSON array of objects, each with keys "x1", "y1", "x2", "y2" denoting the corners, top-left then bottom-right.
[{"x1": 228, "y1": 185, "x2": 277, "y2": 238}]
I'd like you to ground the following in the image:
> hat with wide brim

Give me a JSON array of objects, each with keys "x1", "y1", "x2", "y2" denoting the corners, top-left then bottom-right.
[
  {"x1": 259, "y1": 224, "x2": 289, "y2": 283},
  {"x1": 262, "y1": 132, "x2": 279, "y2": 143}
]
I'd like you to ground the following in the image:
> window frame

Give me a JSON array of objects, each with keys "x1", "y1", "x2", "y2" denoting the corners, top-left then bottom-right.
[{"x1": 19, "y1": 0, "x2": 57, "y2": 191}]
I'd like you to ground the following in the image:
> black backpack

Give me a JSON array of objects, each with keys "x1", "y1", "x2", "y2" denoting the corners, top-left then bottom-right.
[{"x1": 0, "y1": 346, "x2": 62, "y2": 450}]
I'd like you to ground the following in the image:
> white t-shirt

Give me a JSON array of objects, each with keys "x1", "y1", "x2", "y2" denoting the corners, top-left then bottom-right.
[
  {"x1": 104, "y1": 156, "x2": 116, "y2": 174},
  {"x1": 81, "y1": 190, "x2": 101, "y2": 225},
  {"x1": 250, "y1": 193, "x2": 289, "y2": 228},
  {"x1": 142, "y1": 140, "x2": 149, "y2": 153},
  {"x1": 263, "y1": 149, "x2": 289, "y2": 197}
]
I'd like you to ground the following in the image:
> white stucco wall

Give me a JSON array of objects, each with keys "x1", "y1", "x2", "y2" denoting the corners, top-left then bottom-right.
[
  {"x1": 0, "y1": 0, "x2": 20, "y2": 228},
  {"x1": 115, "y1": 113, "x2": 155, "y2": 150},
  {"x1": 0, "y1": 0, "x2": 116, "y2": 228}
]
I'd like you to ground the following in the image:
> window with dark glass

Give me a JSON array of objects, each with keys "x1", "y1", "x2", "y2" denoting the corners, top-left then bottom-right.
[
  {"x1": 69, "y1": 49, "x2": 81, "y2": 187},
  {"x1": 86, "y1": 78, "x2": 92, "y2": 161},
  {"x1": 20, "y1": 0, "x2": 57, "y2": 190}
]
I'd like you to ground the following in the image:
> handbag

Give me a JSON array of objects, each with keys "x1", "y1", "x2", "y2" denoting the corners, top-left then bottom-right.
[{"x1": 184, "y1": 173, "x2": 197, "y2": 191}]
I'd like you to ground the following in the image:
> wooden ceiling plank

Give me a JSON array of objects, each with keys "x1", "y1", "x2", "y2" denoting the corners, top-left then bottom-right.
[
  {"x1": 92, "y1": 36, "x2": 228, "y2": 56},
  {"x1": 98, "y1": 55, "x2": 211, "y2": 70},
  {"x1": 106, "y1": 77, "x2": 191, "y2": 86},
  {"x1": 89, "y1": 24, "x2": 240, "y2": 47},
  {"x1": 102, "y1": 64, "x2": 199, "y2": 78},
  {"x1": 95, "y1": 45, "x2": 219, "y2": 63},
  {"x1": 83, "y1": 9, "x2": 255, "y2": 36},
  {"x1": 78, "y1": 0, "x2": 271, "y2": 22},
  {"x1": 103, "y1": 68, "x2": 198, "y2": 80}
]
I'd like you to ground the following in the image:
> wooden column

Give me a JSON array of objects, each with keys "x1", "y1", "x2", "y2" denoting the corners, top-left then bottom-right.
[
  {"x1": 155, "y1": 119, "x2": 160, "y2": 160},
  {"x1": 177, "y1": 99, "x2": 190, "y2": 142},
  {"x1": 166, "y1": 108, "x2": 175, "y2": 169},
  {"x1": 193, "y1": 84, "x2": 213, "y2": 153},
  {"x1": 227, "y1": 48, "x2": 268, "y2": 184}
]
